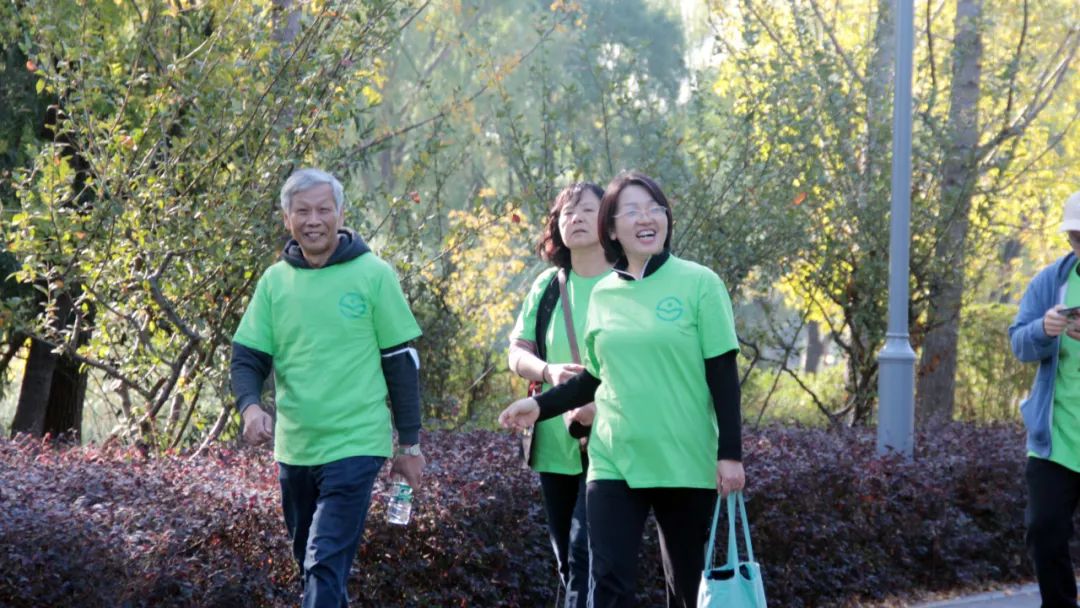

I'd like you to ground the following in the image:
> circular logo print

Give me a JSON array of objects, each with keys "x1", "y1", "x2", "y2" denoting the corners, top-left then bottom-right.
[
  {"x1": 338, "y1": 292, "x2": 367, "y2": 319},
  {"x1": 655, "y1": 296, "x2": 684, "y2": 321}
]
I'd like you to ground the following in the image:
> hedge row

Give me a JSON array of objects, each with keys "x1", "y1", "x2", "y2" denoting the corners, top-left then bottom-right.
[{"x1": 0, "y1": 424, "x2": 1042, "y2": 607}]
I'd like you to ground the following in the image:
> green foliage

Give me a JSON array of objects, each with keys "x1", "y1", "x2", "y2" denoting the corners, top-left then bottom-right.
[
  {"x1": 742, "y1": 363, "x2": 847, "y2": 428},
  {"x1": 705, "y1": 1, "x2": 894, "y2": 424},
  {"x1": 5, "y1": 0, "x2": 414, "y2": 448},
  {"x1": 0, "y1": 43, "x2": 43, "y2": 202},
  {"x1": 413, "y1": 202, "x2": 532, "y2": 427},
  {"x1": 954, "y1": 303, "x2": 1031, "y2": 423},
  {"x1": 2, "y1": 0, "x2": 723, "y2": 442},
  {"x1": 3, "y1": 0, "x2": 1074, "y2": 446},
  {"x1": 705, "y1": 0, "x2": 1079, "y2": 425},
  {"x1": 331, "y1": 0, "x2": 727, "y2": 428}
]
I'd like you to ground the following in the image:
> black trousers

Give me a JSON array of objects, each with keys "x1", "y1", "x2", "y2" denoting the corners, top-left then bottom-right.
[
  {"x1": 1026, "y1": 456, "x2": 1080, "y2": 608},
  {"x1": 586, "y1": 480, "x2": 716, "y2": 608},
  {"x1": 538, "y1": 452, "x2": 590, "y2": 608}
]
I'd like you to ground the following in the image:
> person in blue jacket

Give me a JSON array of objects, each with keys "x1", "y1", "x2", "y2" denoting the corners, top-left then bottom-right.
[{"x1": 1010, "y1": 190, "x2": 1080, "y2": 608}]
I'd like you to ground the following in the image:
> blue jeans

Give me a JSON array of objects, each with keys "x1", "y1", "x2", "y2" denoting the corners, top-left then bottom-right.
[
  {"x1": 278, "y1": 455, "x2": 386, "y2": 608},
  {"x1": 538, "y1": 452, "x2": 590, "y2": 608}
]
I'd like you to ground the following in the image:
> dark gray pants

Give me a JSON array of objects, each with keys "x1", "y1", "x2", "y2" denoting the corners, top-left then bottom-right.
[
  {"x1": 539, "y1": 452, "x2": 590, "y2": 608},
  {"x1": 1026, "y1": 456, "x2": 1080, "y2": 608}
]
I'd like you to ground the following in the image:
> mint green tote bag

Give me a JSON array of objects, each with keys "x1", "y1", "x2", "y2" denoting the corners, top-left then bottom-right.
[{"x1": 697, "y1": 491, "x2": 767, "y2": 608}]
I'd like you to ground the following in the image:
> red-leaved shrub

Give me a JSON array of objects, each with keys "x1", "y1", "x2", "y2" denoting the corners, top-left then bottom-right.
[{"x1": 0, "y1": 424, "x2": 1041, "y2": 607}]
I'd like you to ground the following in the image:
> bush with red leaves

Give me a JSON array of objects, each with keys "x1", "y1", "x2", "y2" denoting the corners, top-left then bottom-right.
[{"x1": 0, "y1": 424, "x2": 1042, "y2": 607}]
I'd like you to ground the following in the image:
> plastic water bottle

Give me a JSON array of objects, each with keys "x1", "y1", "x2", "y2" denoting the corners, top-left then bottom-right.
[{"x1": 387, "y1": 478, "x2": 413, "y2": 526}]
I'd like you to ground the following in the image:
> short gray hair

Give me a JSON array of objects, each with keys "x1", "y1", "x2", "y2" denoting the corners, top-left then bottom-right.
[{"x1": 279, "y1": 168, "x2": 346, "y2": 215}]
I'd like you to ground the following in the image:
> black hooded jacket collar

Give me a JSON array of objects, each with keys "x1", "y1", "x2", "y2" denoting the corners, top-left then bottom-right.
[
  {"x1": 612, "y1": 250, "x2": 671, "y2": 281},
  {"x1": 281, "y1": 229, "x2": 370, "y2": 269}
]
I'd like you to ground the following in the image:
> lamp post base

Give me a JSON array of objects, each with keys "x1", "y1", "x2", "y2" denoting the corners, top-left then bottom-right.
[{"x1": 877, "y1": 333, "x2": 916, "y2": 458}]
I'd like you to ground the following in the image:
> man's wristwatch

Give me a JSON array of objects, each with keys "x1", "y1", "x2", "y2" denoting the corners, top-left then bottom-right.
[{"x1": 395, "y1": 444, "x2": 422, "y2": 457}]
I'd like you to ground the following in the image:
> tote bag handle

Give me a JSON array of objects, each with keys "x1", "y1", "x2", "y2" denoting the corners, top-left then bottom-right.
[{"x1": 704, "y1": 491, "x2": 755, "y2": 570}]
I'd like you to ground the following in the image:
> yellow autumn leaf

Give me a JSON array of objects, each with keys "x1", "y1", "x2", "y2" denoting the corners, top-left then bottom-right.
[{"x1": 361, "y1": 85, "x2": 382, "y2": 106}]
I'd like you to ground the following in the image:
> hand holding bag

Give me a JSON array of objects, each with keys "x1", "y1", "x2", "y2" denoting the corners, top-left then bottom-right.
[{"x1": 698, "y1": 491, "x2": 767, "y2": 608}]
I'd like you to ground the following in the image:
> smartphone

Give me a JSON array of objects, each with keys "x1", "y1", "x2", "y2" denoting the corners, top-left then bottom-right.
[{"x1": 1062, "y1": 306, "x2": 1080, "y2": 318}]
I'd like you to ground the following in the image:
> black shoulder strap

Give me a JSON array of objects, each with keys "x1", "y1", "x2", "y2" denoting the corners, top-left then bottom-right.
[{"x1": 534, "y1": 271, "x2": 561, "y2": 362}]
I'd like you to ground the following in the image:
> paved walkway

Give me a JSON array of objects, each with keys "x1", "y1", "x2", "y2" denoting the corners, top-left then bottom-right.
[{"x1": 914, "y1": 583, "x2": 1041, "y2": 608}]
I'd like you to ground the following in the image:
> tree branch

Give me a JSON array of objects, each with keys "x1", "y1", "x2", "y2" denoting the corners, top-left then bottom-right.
[
  {"x1": 979, "y1": 28, "x2": 1079, "y2": 159},
  {"x1": 144, "y1": 338, "x2": 201, "y2": 425},
  {"x1": 780, "y1": 364, "x2": 841, "y2": 426},
  {"x1": 1000, "y1": 0, "x2": 1029, "y2": 136},
  {"x1": 806, "y1": 0, "x2": 867, "y2": 90},
  {"x1": 148, "y1": 252, "x2": 204, "y2": 342},
  {"x1": 925, "y1": 0, "x2": 937, "y2": 90},
  {"x1": 61, "y1": 342, "x2": 154, "y2": 402},
  {"x1": 738, "y1": 337, "x2": 761, "y2": 387}
]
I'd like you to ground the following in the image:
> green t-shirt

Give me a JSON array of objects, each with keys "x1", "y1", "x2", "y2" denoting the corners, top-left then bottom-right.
[
  {"x1": 510, "y1": 267, "x2": 607, "y2": 474},
  {"x1": 583, "y1": 255, "x2": 739, "y2": 489},
  {"x1": 233, "y1": 254, "x2": 421, "y2": 466},
  {"x1": 1047, "y1": 262, "x2": 1080, "y2": 471}
]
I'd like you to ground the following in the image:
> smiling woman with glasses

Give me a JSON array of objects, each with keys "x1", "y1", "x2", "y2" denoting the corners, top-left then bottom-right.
[{"x1": 500, "y1": 170, "x2": 745, "y2": 608}]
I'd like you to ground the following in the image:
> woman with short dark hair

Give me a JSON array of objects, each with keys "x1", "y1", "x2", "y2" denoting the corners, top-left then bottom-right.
[
  {"x1": 507, "y1": 182, "x2": 609, "y2": 608},
  {"x1": 500, "y1": 171, "x2": 745, "y2": 608}
]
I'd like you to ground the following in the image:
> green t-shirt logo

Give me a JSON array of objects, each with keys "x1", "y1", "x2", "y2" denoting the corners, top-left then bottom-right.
[
  {"x1": 655, "y1": 296, "x2": 684, "y2": 321},
  {"x1": 338, "y1": 292, "x2": 368, "y2": 319}
]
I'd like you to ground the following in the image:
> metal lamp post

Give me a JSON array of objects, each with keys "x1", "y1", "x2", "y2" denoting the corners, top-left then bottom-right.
[{"x1": 877, "y1": 0, "x2": 916, "y2": 458}]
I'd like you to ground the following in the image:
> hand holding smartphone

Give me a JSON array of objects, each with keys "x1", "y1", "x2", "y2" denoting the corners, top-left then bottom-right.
[
  {"x1": 1060, "y1": 306, "x2": 1080, "y2": 335},
  {"x1": 1061, "y1": 305, "x2": 1080, "y2": 319}
]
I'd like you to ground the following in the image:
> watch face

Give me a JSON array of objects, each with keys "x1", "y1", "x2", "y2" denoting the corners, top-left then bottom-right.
[{"x1": 398, "y1": 445, "x2": 421, "y2": 456}]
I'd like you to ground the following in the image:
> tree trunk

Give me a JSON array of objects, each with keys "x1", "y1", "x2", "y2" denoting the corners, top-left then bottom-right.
[
  {"x1": 194, "y1": 403, "x2": 232, "y2": 457},
  {"x1": 271, "y1": 0, "x2": 300, "y2": 132},
  {"x1": 271, "y1": 0, "x2": 301, "y2": 48},
  {"x1": 11, "y1": 320, "x2": 89, "y2": 439},
  {"x1": 10, "y1": 338, "x2": 57, "y2": 437},
  {"x1": 804, "y1": 320, "x2": 825, "y2": 373},
  {"x1": 994, "y1": 237, "x2": 1023, "y2": 303},
  {"x1": 42, "y1": 352, "x2": 86, "y2": 439},
  {"x1": 916, "y1": 0, "x2": 984, "y2": 427}
]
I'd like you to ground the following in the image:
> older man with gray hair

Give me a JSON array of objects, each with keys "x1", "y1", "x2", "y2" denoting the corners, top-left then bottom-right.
[
  {"x1": 231, "y1": 168, "x2": 424, "y2": 607},
  {"x1": 1011, "y1": 191, "x2": 1080, "y2": 608}
]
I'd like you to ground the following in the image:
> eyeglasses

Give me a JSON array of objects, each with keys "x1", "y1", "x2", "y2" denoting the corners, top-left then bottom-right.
[{"x1": 613, "y1": 205, "x2": 668, "y2": 221}]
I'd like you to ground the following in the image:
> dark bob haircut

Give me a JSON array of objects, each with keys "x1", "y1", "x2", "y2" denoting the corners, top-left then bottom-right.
[
  {"x1": 537, "y1": 182, "x2": 605, "y2": 270},
  {"x1": 597, "y1": 171, "x2": 673, "y2": 263}
]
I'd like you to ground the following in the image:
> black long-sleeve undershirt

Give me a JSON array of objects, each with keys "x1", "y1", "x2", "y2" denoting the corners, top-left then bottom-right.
[
  {"x1": 706, "y1": 350, "x2": 742, "y2": 461},
  {"x1": 534, "y1": 349, "x2": 741, "y2": 461},
  {"x1": 231, "y1": 342, "x2": 272, "y2": 415}
]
